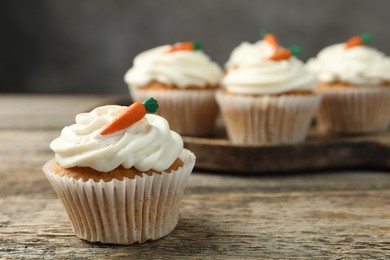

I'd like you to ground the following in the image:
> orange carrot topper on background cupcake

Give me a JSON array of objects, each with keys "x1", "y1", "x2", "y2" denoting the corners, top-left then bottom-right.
[
  {"x1": 164, "y1": 40, "x2": 202, "y2": 54},
  {"x1": 100, "y1": 97, "x2": 159, "y2": 135},
  {"x1": 269, "y1": 46, "x2": 301, "y2": 61},
  {"x1": 344, "y1": 33, "x2": 372, "y2": 50},
  {"x1": 260, "y1": 29, "x2": 280, "y2": 49},
  {"x1": 260, "y1": 29, "x2": 301, "y2": 61}
]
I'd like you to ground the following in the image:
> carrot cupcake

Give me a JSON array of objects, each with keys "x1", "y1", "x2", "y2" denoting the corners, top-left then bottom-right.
[
  {"x1": 43, "y1": 98, "x2": 196, "y2": 244},
  {"x1": 307, "y1": 33, "x2": 390, "y2": 134},
  {"x1": 124, "y1": 41, "x2": 223, "y2": 136},
  {"x1": 217, "y1": 31, "x2": 321, "y2": 144}
]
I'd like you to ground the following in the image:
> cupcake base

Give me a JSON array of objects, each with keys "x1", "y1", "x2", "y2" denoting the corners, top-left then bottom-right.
[
  {"x1": 130, "y1": 86, "x2": 219, "y2": 137},
  {"x1": 43, "y1": 149, "x2": 195, "y2": 245},
  {"x1": 216, "y1": 91, "x2": 321, "y2": 144},
  {"x1": 315, "y1": 86, "x2": 390, "y2": 134}
]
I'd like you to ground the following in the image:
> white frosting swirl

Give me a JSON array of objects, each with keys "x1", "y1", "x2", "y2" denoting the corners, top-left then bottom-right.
[
  {"x1": 124, "y1": 45, "x2": 223, "y2": 88},
  {"x1": 223, "y1": 40, "x2": 316, "y2": 95},
  {"x1": 50, "y1": 105, "x2": 183, "y2": 172},
  {"x1": 306, "y1": 43, "x2": 390, "y2": 84}
]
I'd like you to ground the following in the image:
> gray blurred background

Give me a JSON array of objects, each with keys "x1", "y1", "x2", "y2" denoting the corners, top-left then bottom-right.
[{"x1": 1, "y1": 0, "x2": 390, "y2": 95}]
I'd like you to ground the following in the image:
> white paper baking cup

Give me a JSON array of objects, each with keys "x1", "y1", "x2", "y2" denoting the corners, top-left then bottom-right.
[
  {"x1": 216, "y1": 91, "x2": 321, "y2": 144},
  {"x1": 43, "y1": 149, "x2": 195, "y2": 244},
  {"x1": 130, "y1": 87, "x2": 219, "y2": 136},
  {"x1": 316, "y1": 86, "x2": 390, "y2": 134}
]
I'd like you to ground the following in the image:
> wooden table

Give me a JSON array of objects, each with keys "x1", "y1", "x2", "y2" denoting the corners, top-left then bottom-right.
[{"x1": 1, "y1": 94, "x2": 390, "y2": 259}]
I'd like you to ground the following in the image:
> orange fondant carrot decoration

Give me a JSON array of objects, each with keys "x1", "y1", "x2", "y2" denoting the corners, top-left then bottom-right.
[
  {"x1": 345, "y1": 36, "x2": 362, "y2": 49},
  {"x1": 100, "y1": 97, "x2": 159, "y2": 135},
  {"x1": 269, "y1": 46, "x2": 301, "y2": 61},
  {"x1": 345, "y1": 33, "x2": 372, "y2": 49},
  {"x1": 260, "y1": 29, "x2": 279, "y2": 49},
  {"x1": 260, "y1": 30, "x2": 301, "y2": 61},
  {"x1": 269, "y1": 49, "x2": 291, "y2": 61},
  {"x1": 165, "y1": 40, "x2": 202, "y2": 53},
  {"x1": 264, "y1": 34, "x2": 279, "y2": 49}
]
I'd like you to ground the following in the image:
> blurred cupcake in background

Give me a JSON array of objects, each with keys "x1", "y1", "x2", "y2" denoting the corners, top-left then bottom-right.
[
  {"x1": 307, "y1": 33, "x2": 390, "y2": 134},
  {"x1": 124, "y1": 41, "x2": 223, "y2": 136},
  {"x1": 216, "y1": 30, "x2": 321, "y2": 144}
]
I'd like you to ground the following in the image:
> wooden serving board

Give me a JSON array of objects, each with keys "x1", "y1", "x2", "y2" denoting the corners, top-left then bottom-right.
[
  {"x1": 114, "y1": 97, "x2": 390, "y2": 173},
  {"x1": 183, "y1": 129, "x2": 390, "y2": 173}
]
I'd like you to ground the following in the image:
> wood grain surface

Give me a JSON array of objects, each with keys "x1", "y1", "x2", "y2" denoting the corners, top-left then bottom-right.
[{"x1": 1, "y1": 95, "x2": 390, "y2": 259}]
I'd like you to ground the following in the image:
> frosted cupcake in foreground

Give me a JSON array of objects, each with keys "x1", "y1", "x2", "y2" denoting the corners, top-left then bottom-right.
[
  {"x1": 125, "y1": 41, "x2": 223, "y2": 136},
  {"x1": 217, "y1": 31, "x2": 321, "y2": 144},
  {"x1": 307, "y1": 33, "x2": 390, "y2": 134},
  {"x1": 43, "y1": 98, "x2": 196, "y2": 244}
]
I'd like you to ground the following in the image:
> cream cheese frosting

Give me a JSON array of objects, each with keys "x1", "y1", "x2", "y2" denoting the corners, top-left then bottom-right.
[
  {"x1": 306, "y1": 43, "x2": 390, "y2": 85},
  {"x1": 50, "y1": 105, "x2": 183, "y2": 172},
  {"x1": 223, "y1": 40, "x2": 316, "y2": 95},
  {"x1": 124, "y1": 45, "x2": 223, "y2": 88}
]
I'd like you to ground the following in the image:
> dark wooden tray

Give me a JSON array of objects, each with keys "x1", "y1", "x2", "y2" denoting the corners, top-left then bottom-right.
[
  {"x1": 115, "y1": 97, "x2": 390, "y2": 173},
  {"x1": 183, "y1": 128, "x2": 390, "y2": 173}
]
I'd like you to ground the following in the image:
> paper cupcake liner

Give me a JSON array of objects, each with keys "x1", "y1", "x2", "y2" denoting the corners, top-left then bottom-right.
[
  {"x1": 316, "y1": 86, "x2": 390, "y2": 133},
  {"x1": 216, "y1": 91, "x2": 321, "y2": 144},
  {"x1": 130, "y1": 87, "x2": 219, "y2": 136},
  {"x1": 43, "y1": 149, "x2": 196, "y2": 245}
]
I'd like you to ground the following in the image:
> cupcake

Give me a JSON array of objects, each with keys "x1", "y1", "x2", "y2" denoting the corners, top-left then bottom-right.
[
  {"x1": 307, "y1": 33, "x2": 390, "y2": 134},
  {"x1": 124, "y1": 41, "x2": 223, "y2": 136},
  {"x1": 217, "y1": 31, "x2": 321, "y2": 144},
  {"x1": 42, "y1": 98, "x2": 196, "y2": 244}
]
